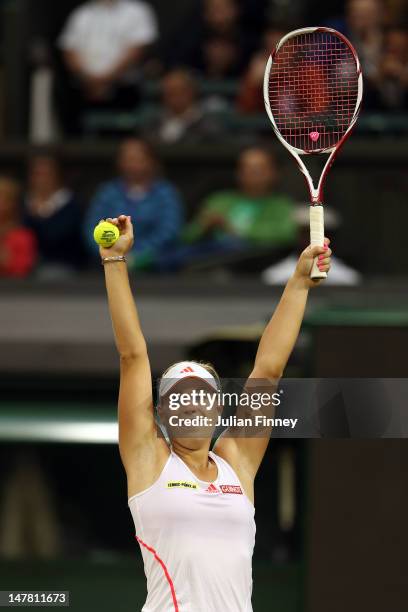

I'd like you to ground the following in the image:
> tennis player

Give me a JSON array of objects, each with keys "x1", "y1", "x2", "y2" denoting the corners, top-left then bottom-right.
[{"x1": 101, "y1": 214, "x2": 331, "y2": 611}]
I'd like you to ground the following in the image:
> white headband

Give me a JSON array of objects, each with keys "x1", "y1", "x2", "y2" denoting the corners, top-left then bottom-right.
[{"x1": 159, "y1": 361, "x2": 218, "y2": 396}]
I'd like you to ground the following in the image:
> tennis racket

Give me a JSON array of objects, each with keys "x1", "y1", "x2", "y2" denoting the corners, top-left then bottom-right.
[{"x1": 264, "y1": 27, "x2": 363, "y2": 279}]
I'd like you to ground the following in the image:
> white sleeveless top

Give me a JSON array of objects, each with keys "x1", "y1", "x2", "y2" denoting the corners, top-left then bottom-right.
[{"x1": 128, "y1": 450, "x2": 256, "y2": 612}]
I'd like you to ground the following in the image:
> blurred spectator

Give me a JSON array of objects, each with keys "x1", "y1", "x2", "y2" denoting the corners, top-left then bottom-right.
[
  {"x1": 328, "y1": 0, "x2": 384, "y2": 84},
  {"x1": 347, "y1": 0, "x2": 384, "y2": 81},
  {"x1": 24, "y1": 154, "x2": 84, "y2": 275},
  {"x1": 375, "y1": 27, "x2": 408, "y2": 109},
  {"x1": 168, "y1": 0, "x2": 254, "y2": 76},
  {"x1": 262, "y1": 207, "x2": 362, "y2": 285},
  {"x1": 204, "y1": 0, "x2": 240, "y2": 36},
  {"x1": 84, "y1": 138, "x2": 183, "y2": 270},
  {"x1": 57, "y1": 0, "x2": 158, "y2": 134},
  {"x1": 238, "y1": 25, "x2": 286, "y2": 114},
  {"x1": 202, "y1": 35, "x2": 242, "y2": 78},
  {"x1": 386, "y1": 0, "x2": 408, "y2": 25},
  {"x1": 144, "y1": 70, "x2": 225, "y2": 145},
  {"x1": 178, "y1": 146, "x2": 296, "y2": 264},
  {"x1": 0, "y1": 177, "x2": 37, "y2": 278}
]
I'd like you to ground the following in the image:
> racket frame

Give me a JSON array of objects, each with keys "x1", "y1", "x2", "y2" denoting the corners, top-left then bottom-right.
[{"x1": 263, "y1": 26, "x2": 363, "y2": 279}]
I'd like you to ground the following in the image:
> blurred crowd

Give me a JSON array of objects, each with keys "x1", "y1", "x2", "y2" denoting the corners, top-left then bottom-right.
[
  {"x1": 1, "y1": 0, "x2": 405, "y2": 282},
  {"x1": 49, "y1": 0, "x2": 408, "y2": 137},
  {"x1": 0, "y1": 138, "x2": 360, "y2": 284},
  {"x1": 0, "y1": 139, "x2": 298, "y2": 278}
]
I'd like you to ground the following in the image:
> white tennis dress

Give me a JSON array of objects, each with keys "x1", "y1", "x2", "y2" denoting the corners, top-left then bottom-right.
[{"x1": 128, "y1": 450, "x2": 256, "y2": 612}]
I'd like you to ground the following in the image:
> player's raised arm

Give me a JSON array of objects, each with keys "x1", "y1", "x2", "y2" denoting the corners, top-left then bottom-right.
[
  {"x1": 251, "y1": 239, "x2": 331, "y2": 383},
  {"x1": 215, "y1": 240, "x2": 331, "y2": 481},
  {"x1": 100, "y1": 215, "x2": 155, "y2": 472}
]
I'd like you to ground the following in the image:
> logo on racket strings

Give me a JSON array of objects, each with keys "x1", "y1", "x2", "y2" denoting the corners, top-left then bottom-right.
[{"x1": 309, "y1": 131, "x2": 320, "y2": 142}]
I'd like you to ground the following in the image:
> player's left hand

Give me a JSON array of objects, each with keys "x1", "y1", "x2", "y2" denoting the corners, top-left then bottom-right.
[{"x1": 293, "y1": 237, "x2": 332, "y2": 287}]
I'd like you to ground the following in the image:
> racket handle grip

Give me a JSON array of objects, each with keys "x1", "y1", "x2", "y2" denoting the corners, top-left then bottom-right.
[{"x1": 310, "y1": 205, "x2": 327, "y2": 280}]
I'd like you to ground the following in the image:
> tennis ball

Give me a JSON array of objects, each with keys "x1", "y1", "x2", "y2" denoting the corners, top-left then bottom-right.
[{"x1": 93, "y1": 221, "x2": 120, "y2": 248}]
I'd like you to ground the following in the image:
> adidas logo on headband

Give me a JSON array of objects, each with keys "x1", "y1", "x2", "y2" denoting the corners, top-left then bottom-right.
[{"x1": 159, "y1": 361, "x2": 218, "y2": 397}]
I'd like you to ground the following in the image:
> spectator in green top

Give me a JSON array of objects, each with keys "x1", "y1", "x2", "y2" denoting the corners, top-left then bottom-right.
[
  {"x1": 184, "y1": 146, "x2": 296, "y2": 247},
  {"x1": 158, "y1": 146, "x2": 296, "y2": 272}
]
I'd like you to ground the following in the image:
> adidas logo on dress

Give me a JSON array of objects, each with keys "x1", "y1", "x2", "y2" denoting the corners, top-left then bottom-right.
[{"x1": 205, "y1": 483, "x2": 219, "y2": 493}]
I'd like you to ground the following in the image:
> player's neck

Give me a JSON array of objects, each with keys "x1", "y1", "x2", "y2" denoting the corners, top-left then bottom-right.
[{"x1": 172, "y1": 441, "x2": 212, "y2": 470}]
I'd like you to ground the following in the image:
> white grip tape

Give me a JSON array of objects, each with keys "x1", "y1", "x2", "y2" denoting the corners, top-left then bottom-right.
[{"x1": 310, "y1": 205, "x2": 327, "y2": 280}]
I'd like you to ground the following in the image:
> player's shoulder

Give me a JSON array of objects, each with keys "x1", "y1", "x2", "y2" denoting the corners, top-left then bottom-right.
[{"x1": 212, "y1": 437, "x2": 239, "y2": 468}]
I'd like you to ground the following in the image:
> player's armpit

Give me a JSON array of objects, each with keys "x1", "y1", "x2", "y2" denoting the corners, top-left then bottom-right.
[
  {"x1": 119, "y1": 354, "x2": 171, "y2": 496},
  {"x1": 214, "y1": 373, "x2": 278, "y2": 485}
]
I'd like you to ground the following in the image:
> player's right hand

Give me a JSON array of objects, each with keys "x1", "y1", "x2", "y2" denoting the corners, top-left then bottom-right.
[{"x1": 99, "y1": 215, "x2": 134, "y2": 258}]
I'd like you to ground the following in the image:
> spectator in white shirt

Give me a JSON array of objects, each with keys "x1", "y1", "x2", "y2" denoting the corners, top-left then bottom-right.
[{"x1": 56, "y1": 0, "x2": 158, "y2": 134}]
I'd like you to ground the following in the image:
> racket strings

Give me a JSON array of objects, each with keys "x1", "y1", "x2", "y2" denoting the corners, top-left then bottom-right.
[{"x1": 268, "y1": 31, "x2": 359, "y2": 152}]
